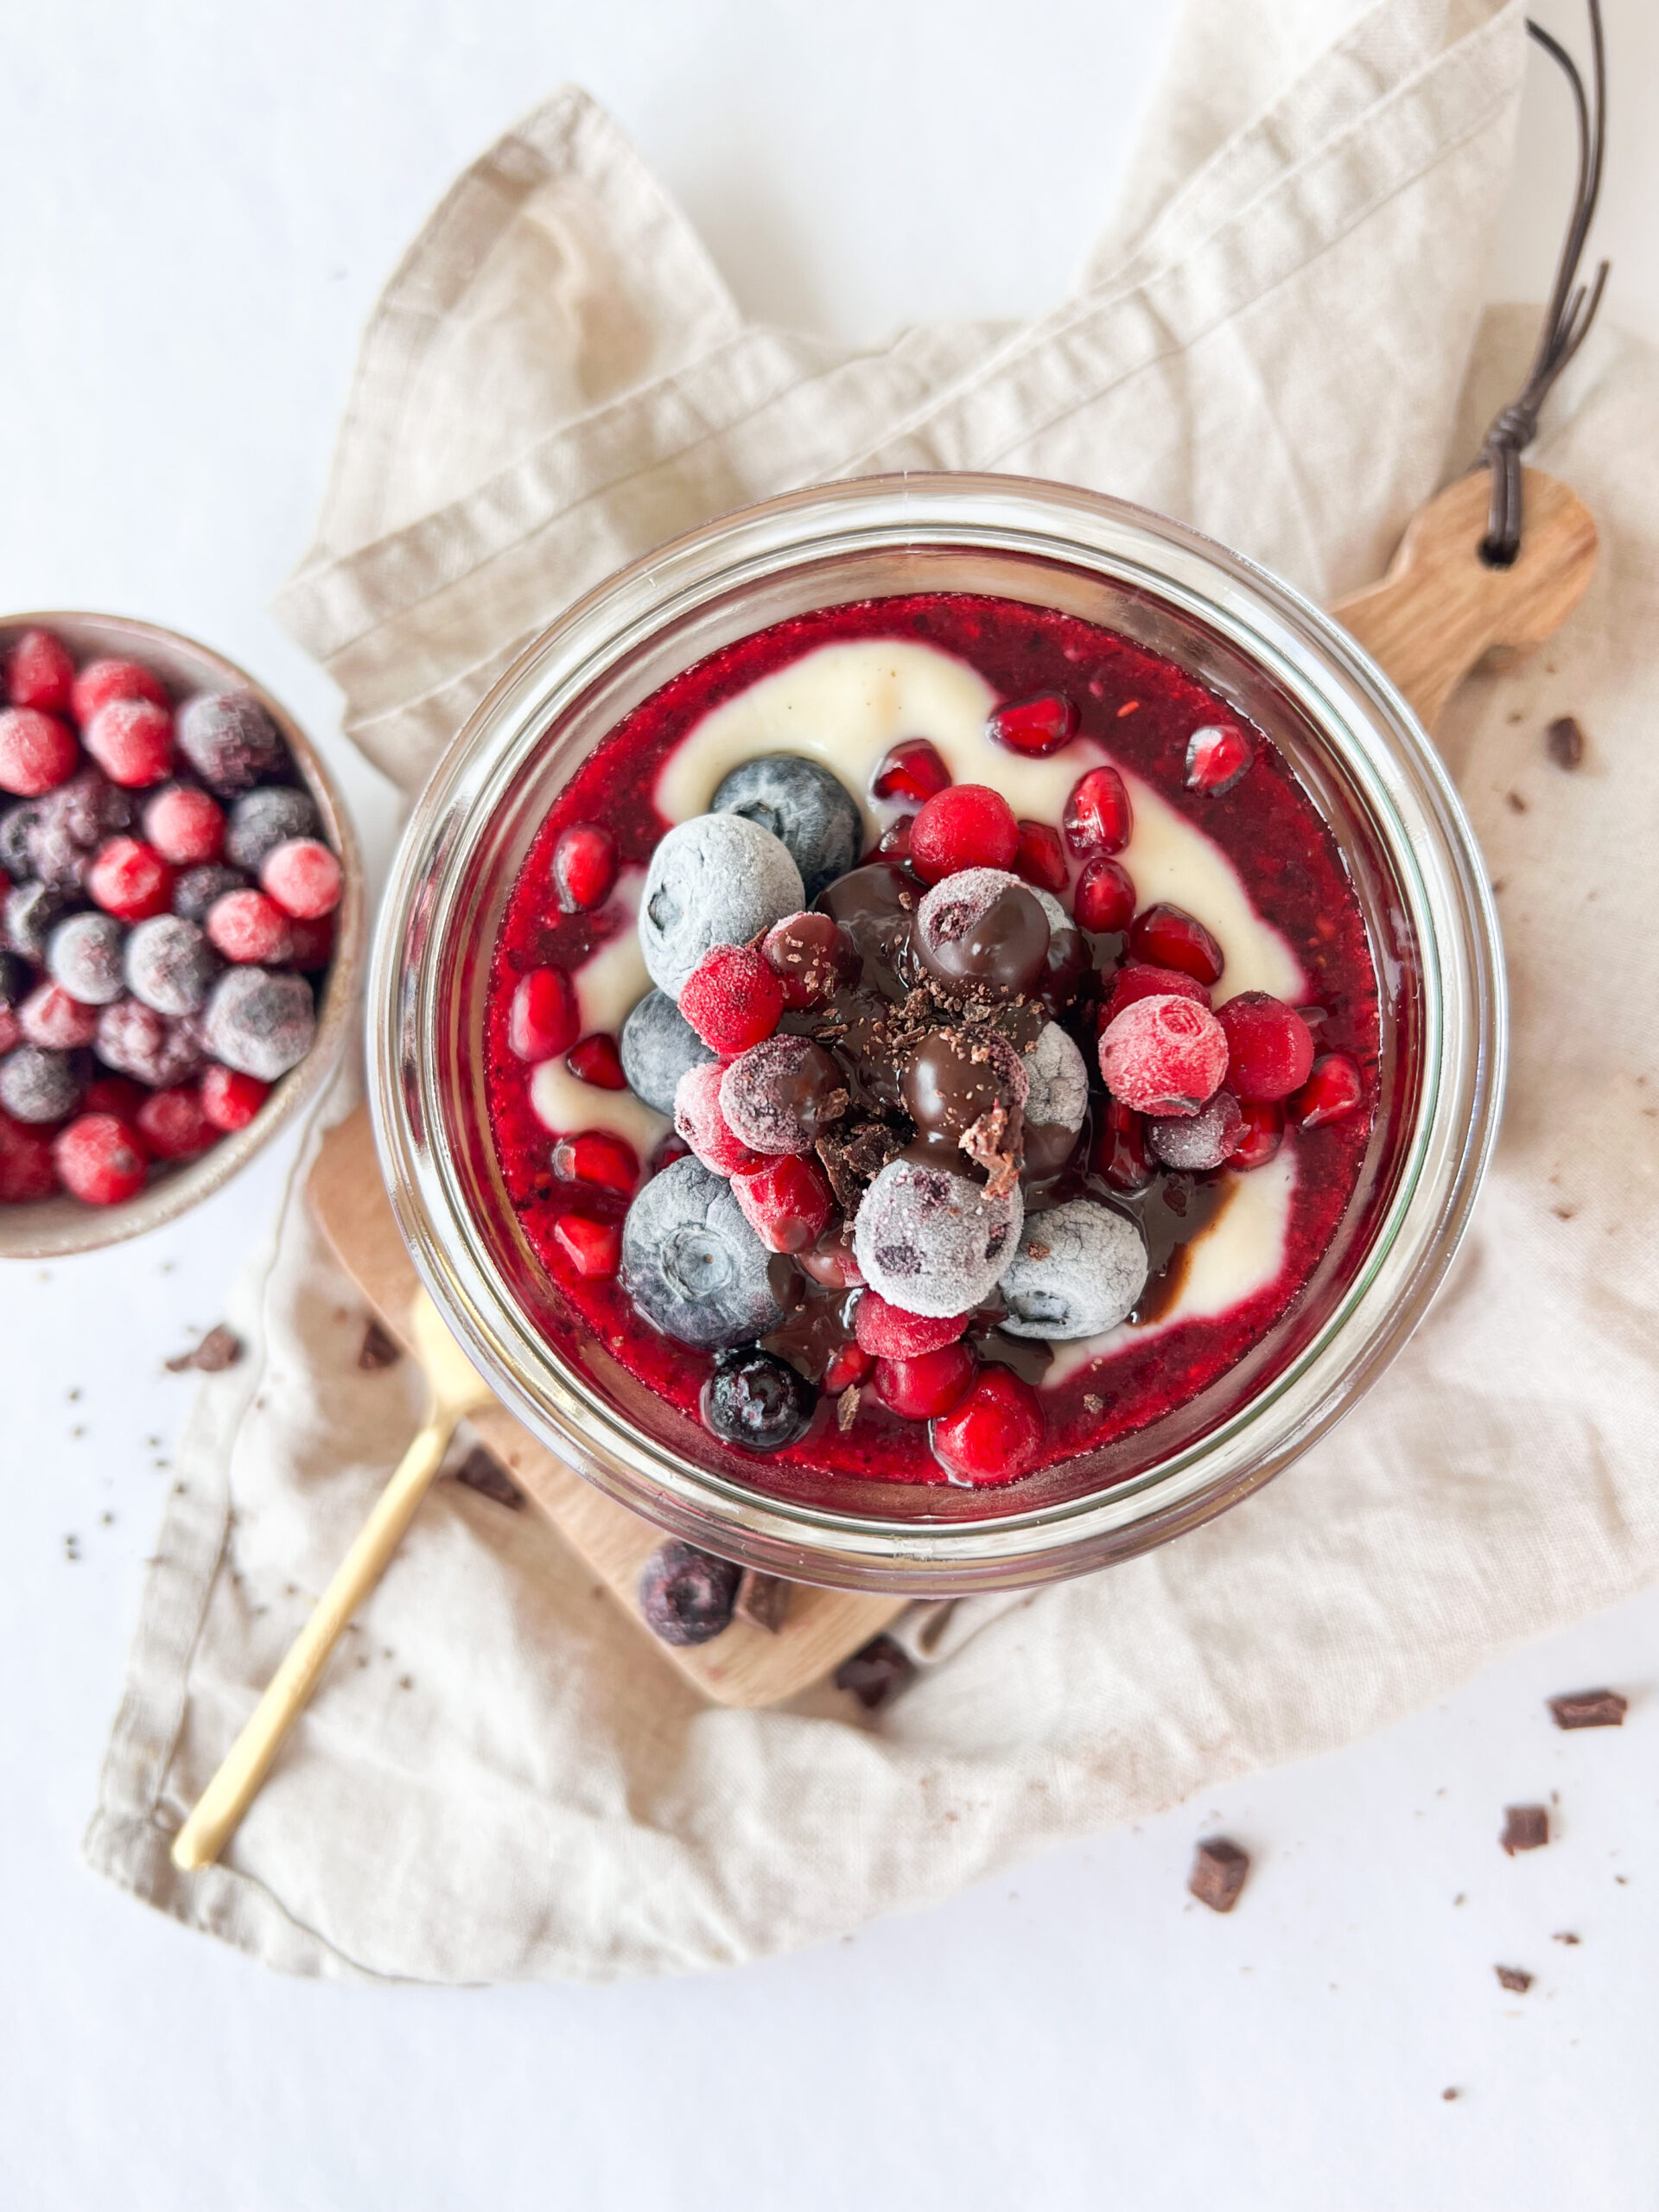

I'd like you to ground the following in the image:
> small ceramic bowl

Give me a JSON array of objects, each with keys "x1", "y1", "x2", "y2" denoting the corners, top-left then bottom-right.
[{"x1": 0, "y1": 612, "x2": 364, "y2": 1260}]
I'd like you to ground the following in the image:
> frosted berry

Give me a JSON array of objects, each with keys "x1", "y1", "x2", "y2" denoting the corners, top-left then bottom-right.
[
  {"x1": 552, "y1": 1129, "x2": 639, "y2": 1198},
  {"x1": 48, "y1": 912, "x2": 126, "y2": 1005},
  {"x1": 730, "y1": 1152, "x2": 835, "y2": 1255},
  {"x1": 855, "y1": 1292, "x2": 970, "y2": 1359},
  {"x1": 872, "y1": 739, "x2": 950, "y2": 804},
  {"x1": 854, "y1": 1155, "x2": 1022, "y2": 1317},
  {"x1": 760, "y1": 911, "x2": 858, "y2": 1008},
  {"x1": 1289, "y1": 1052, "x2": 1363, "y2": 1130},
  {"x1": 175, "y1": 692, "x2": 287, "y2": 793},
  {"x1": 1128, "y1": 903, "x2": 1224, "y2": 986},
  {"x1": 260, "y1": 837, "x2": 340, "y2": 920},
  {"x1": 1062, "y1": 765, "x2": 1132, "y2": 857},
  {"x1": 619, "y1": 988, "x2": 714, "y2": 1115},
  {"x1": 999, "y1": 1199, "x2": 1147, "y2": 1339},
  {"x1": 25, "y1": 767, "x2": 134, "y2": 889},
  {"x1": 6, "y1": 880, "x2": 75, "y2": 960},
  {"x1": 142, "y1": 785, "x2": 225, "y2": 867},
  {"x1": 0, "y1": 1107, "x2": 56, "y2": 1200},
  {"x1": 1099, "y1": 963, "x2": 1210, "y2": 1027},
  {"x1": 54, "y1": 1113, "x2": 147, "y2": 1205},
  {"x1": 1013, "y1": 818, "x2": 1068, "y2": 894},
  {"x1": 931, "y1": 1367, "x2": 1045, "y2": 1484},
  {"x1": 0, "y1": 1044, "x2": 81, "y2": 1123},
  {"x1": 507, "y1": 966, "x2": 578, "y2": 1061},
  {"x1": 551, "y1": 1212, "x2": 622, "y2": 1278},
  {"x1": 638, "y1": 811, "x2": 803, "y2": 1000},
  {"x1": 200, "y1": 967, "x2": 314, "y2": 1081},
  {"x1": 702, "y1": 1346, "x2": 816, "y2": 1452},
  {"x1": 4, "y1": 628, "x2": 74, "y2": 715},
  {"x1": 1185, "y1": 722, "x2": 1253, "y2": 796},
  {"x1": 224, "y1": 785, "x2": 318, "y2": 870},
  {"x1": 207, "y1": 888, "x2": 291, "y2": 964},
  {"x1": 551, "y1": 821, "x2": 618, "y2": 912},
  {"x1": 1098, "y1": 994, "x2": 1228, "y2": 1116},
  {"x1": 83, "y1": 698, "x2": 174, "y2": 788},
  {"x1": 1216, "y1": 991, "x2": 1315, "y2": 1103},
  {"x1": 125, "y1": 916, "x2": 219, "y2": 1016},
  {"x1": 1229, "y1": 1099, "x2": 1284, "y2": 1170},
  {"x1": 674, "y1": 1060, "x2": 761, "y2": 1178},
  {"x1": 87, "y1": 838, "x2": 172, "y2": 922},
  {"x1": 19, "y1": 982, "x2": 99, "y2": 1052},
  {"x1": 909, "y1": 784, "x2": 1020, "y2": 884},
  {"x1": 94, "y1": 999, "x2": 203, "y2": 1088},
  {"x1": 71, "y1": 658, "x2": 168, "y2": 724},
  {"x1": 679, "y1": 944, "x2": 783, "y2": 1054},
  {"x1": 1073, "y1": 855, "x2": 1135, "y2": 935},
  {"x1": 0, "y1": 707, "x2": 78, "y2": 797},
  {"x1": 719, "y1": 1036, "x2": 845, "y2": 1154},
  {"x1": 619, "y1": 1155, "x2": 782, "y2": 1351},
  {"x1": 200, "y1": 1064, "x2": 270, "y2": 1131},
  {"x1": 0, "y1": 803, "x2": 36, "y2": 878},
  {"x1": 136, "y1": 1085, "x2": 214, "y2": 1160},
  {"x1": 171, "y1": 862, "x2": 249, "y2": 923},
  {"x1": 712, "y1": 754, "x2": 861, "y2": 904},
  {"x1": 1023, "y1": 1022, "x2": 1089, "y2": 1134},
  {"x1": 637, "y1": 1540, "x2": 741, "y2": 1643},
  {"x1": 1092, "y1": 1097, "x2": 1152, "y2": 1191},
  {"x1": 988, "y1": 691, "x2": 1077, "y2": 758},
  {"x1": 565, "y1": 1033, "x2": 626, "y2": 1090},
  {"x1": 1147, "y1": 1090, "x2": 1243, "y2": 1172},
  {"x1": 874, "y1": 1344, "x2": 977, "y2": 1419}
]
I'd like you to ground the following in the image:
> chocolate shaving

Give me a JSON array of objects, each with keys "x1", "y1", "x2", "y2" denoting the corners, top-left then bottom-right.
[
  {"x1": 1188, "y1": 1836, "x2": 1249, "y2": 1913},
  {"x1": 837, "y1": 1383, "x2": 861, "y2": 1433},
  {"x1": 959, "y1": 1101, "x2": 1021, "y2": 1198},
  {"x1": 452, "y1": 1444, "x2": 523, "y2": 1510},
  {"x1": 1500, "y1": 1804, "x2": 1549, "y2": 1855},
  {"x1": 166, "y1": 1324, "x2": 243, "y2": 1374},
  {"x1": 1495, "y1": 1965, "x2": 1534, "y2": 1993},
  {"x1": 816, "y1": 1122, "x2": 904, "y2": 1211},
  {"x1": 357, "y1": 1319, "x2": 402, "y2": 1371},
  {"x1": 1552, "y1": 1930, "x2": 1581, "y2": 1945},
  {"x1": 1546, "y1": 715, "x2": 1586, "y2": 769},
  {"x1": 734, "y1": 1568, "x2": 792, "y2": 1634},
  {"x1": 1548, "y1": 1688, "x2": 1626, "y2": 1729}
]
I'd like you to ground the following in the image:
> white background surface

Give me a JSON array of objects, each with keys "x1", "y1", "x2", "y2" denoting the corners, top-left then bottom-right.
[{"x1": 3, "y1": 3, "x2": 1656, "y2": 2206}]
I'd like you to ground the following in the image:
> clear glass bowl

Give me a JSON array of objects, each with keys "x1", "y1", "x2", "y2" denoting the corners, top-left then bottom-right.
[{"x1": 368, "y1": 475, "x2": 1504, "y2": 1593}]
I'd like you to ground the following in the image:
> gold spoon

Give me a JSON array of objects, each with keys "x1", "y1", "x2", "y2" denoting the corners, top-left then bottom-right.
[{"x1": 171, "y1": 1290, "x2": 493, "y2": 1872}]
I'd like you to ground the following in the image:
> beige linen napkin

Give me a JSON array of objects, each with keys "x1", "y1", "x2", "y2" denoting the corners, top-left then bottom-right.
[{"x1": 87, "y1": 0, "x2": 1659, "y2": 1983}]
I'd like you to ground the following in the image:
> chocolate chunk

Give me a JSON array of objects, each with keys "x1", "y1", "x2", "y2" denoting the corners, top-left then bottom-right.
[
  {"x1": 1499, "y1": 1804, "x2": 1549, "y2": 1855},
  {"x1": 165, "y1": 1324, "x2": 243, "y2": 1373},
  {"x1": 1545, "y1": 715, "x2": 1585, "y2": 769},
  {"x1": 1548, "y1": 1688, "x2": 1627, "y2": 1729},
  {"x1": 1441, "y1": 2088, "x2": 1459, "y2": 2102},
  {"x1": 1551, "y1": 1931, "x2": 1581, "y2": 1945},
  {"x1": 835, "y1": 1633, "x2": 915, "y2": 1711},
  {"x1": 734, "y1": 1567, "x2": 792, "y2": 1634},
  {"x1": 836, "y1": 1382, "x2": 861, "y2": 1433},
  {"x1": 357, "y1": 1319, "x2": 402, "y2": 1371},
  {"x1": 452, "y1": 1444, "x2": 524, "y2": 1510},
  {"x1": 1188, "y1": 1835, "x2": 1249, "y2": 1913},
  {"x1": 815, "y1": 1121, "x2": 904, "y2": 1211},
  {"x1": 1495, "y1": 1965, "x2": 1534, "y2": 1993}
]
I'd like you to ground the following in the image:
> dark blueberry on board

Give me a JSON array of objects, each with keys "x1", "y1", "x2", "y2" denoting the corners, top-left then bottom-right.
[{"x1": 636, "y1": 1540, "x2": 741, "y2": 1646}]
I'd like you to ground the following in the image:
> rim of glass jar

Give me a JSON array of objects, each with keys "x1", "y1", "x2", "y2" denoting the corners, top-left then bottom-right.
[{"x1": 369, "y1": 473, "x2": 1505, "y2": 1593}]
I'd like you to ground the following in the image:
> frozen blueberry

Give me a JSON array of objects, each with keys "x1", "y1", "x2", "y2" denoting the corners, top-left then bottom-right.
[
  {"x1": 620, "y1": 1154, "x2": 784, "y2": 1350},
  {"x1": 48, "y1": 912, "x2": 127, "y2": 1006},
  {"x1": 1147, "y1": 1090, "x2": 1244, "y2": 1172},
  {"x1": 6, "y1": 880, "x2": 77, "y2": 962},
  {"x1": 0, "y1": 803, "x2": 38, "y2": 880},
  {"x1": 997, "y1": 1198, "x2": 1147, "y2": 1340},
  {"x1": 619, "y1": 987, "x2": 715, "y2": 1114},
  {"x1": 852, "y1": 1155, "x2": 1023, "y2": 1318},
  {"x1": 711, "y1": 754, "x2": 861, "y2": 904},
  {"x1": 201, "y1": 966, "x2": 315, "y2": 1080},
  {"x1": 0, "y1": 1045, "x2": 81, "y2": 1124},
  {"x1": 638, "y1": 813, "x2": 803, "y2": 998},
  {"x1": 175, "y1": 692, "x2": 289, "y2": 794},
  {"x1": 702, "y1": 1345, "x2": 816, "y2": 1452},
  {"x1": 225, "y1": 785, "x2": 319, "y2": 870},
  {"x1": 124, "y1": 915, "x2": 219, "y2": 1016},
  {"x1": 1024, "y1": 1022, "x2": 1089, "y2": 1133},
  {"x1": 0, "y1": 950, "x2": 31, "y2": 1009},
  {"x1": 636, "y1": 1540, "x2": 741, "y2": 1646},
  {"x1": 25, "y1": 768, "x2": 134, "y2": 890},
  {"x1": 95, "y1": 999, "x2": 205, "y2": 1088},
  {"x1": 172, "y1": 862, "x2": 251, "y2": 922}
]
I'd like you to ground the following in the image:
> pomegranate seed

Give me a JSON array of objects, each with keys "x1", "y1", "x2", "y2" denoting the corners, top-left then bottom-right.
[
  {"x1": 874, "y1": 1343, "x2": 977, "y2": 1420},
  {"x1": 1229, "y1": 1099, "x2": 1284, "y2": 1170},
  {"x1": 4, "y1": 628, "x2": 75, "y2": 715},
  {"x1": 855, "y1": 1292, "x2": 972, "y2": 1359},
  {"x1": 1073, "y1": 855, "x2": 1136, "y2": 934},
  {"x1": 1128, "y1": 903, "x2": 1224, "y2": 986},
  {"x1": 260, "y1": 837, "x2": 341, "y2": 919},
  {"x1": 871, "y1": 739, "x2": 950, "y2": 804},
  {"x1": 0, "y1": 1108, "x2": 58, "y2": 1200},
  {"x1": 875, "y1": 816, "x2": 913, "y2": 859},
  {"x1": 83, "y1": 698, "x2": 174, "y2": 788},
  {"x1": 1098, "y1": 994, "x2": 1229, "y2": 1116},
  {"x1": 1289, "y1": 1053, "x2": 1363, "y2": 1130},
  {"x1": 673, "y1": 1061, "x2": 761, "y2": 1178},
  {"x1": 54, "y1": 1113, "x2": 148, "y2": 1205},
  {"x1": 508, "y1": 966, "x2": 579, "y2": 1061},
  {"x1": 136, "y1": 1085, "x2": 215, "y2": 1160},
  {"x1": 679, "y1": 944, "x2": 783, "y2": 1053},
  {"x1": 823, "y1": 1343, "x2": 875, "y2": 1394},
  {"x1": 551, "y1": 821, "x2": 618, "y2": 912},
  {"x1": 207, "y1": 889, "x2": 292, "y2": 964},
  {"x1": 1098, "y1": 963, "x2": 1211, "y2": 1027},
  {"x1": 1014, "y1": 819, "x2": 1068, "y2": 894},
  {"x1": 909, "y1": 784, "x2": 1020, "y2": 884},
  {"x1": 1185, "y1": 722, "x2": 1253, "y2": 796},
  {"x1": 988, "y1": 691, "x2": 1078, "y2": 758},
  {"x1": 70, "y1": 658, "x2": 168, "y2": 724},
  {"x1": 553, "y1": 1212, "x2": 622, "y2": 1278},
  {"x1": 566, "y1": 1033, "x2": 626, "y2": 1089},
  {"x1": 0, "y1": 707, "x2": 78, "y2": 797},
  {"x1": 143, "y1": 785, "x2": 225, "y2": 866},
  {"x1": 1216, "y1": 991, "x2": 1315, "y2": 1103},
  {"x1": 1062, "y1": 766, "x2": 1133, "y2": 856},
  {"x1": 200, "y1": 1064, "x2": 270, "y2": 1131},
  {"x1": 87, "y1": 838, "x2": 172, "y2": 921},
  {"x1": 930, "y1": 1367, "x2": 1045, "y2": 1484},
  {"x1": 729, "y1": 1152, "x2": 834, "y2": 1254},
  {"x1": 19, "y1": 982, "x2": 99, "y2": 1052},
  {"x1": 1093, "y1": 1096, "x2": 1153, "y2": 1191},
  {"x1": 552, "y1": 1129, "x2": 639, "y2": 1197}
]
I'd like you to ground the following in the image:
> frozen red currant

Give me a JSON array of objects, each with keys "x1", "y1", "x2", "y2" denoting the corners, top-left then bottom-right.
[
  {"x1": 1073, "y1": 855, "x2": 1136, "y2": 935},
  {"x1": 4, "y1": 629, "x2": 74, "y2": 716},
  {"x1": 552, "y1": 1212, "x2": 622, "y2": 1278},
  {"x1": 1228, "y1": 1099, "x2": 1284, "y2": 1169},
  {"x1": 551, "y1": 821, "x2": 617, "y2": 912},
  {"x1": 855, "y1": 1291, "x2": 972, "y2": 1359},
  {"x1": 679, "y1": 944, "x2": 783, "y2": 1054},
  {"x1": 83, "y1": 699, "x2": 174, "y2": 789},
  {"x1": 136, "y1": 1085, "x2": 215, "y2": 1160},
  {"x1": 1185, "y1": 722, "x2": 1253, "y2": 796},
  {"x1": 551, "y1": 1129, "x2": 639, "y2": 1197},
  {"x1": 207, "y1": 889, "x2": 292, "y2": 964},
  {"x1": 0, "y1": 707, "x2": 78, "y2": 798},
  {"x1": 822, "y1": 1342, "x2": 874, "y2": 1393},
  {"x1": 931, "y1": 1366, "x2": 1045, "y2": 1484},
  {"x1": 507, "y1": 966, "x2": 578, "y2": 1061},
  {"x1": 87, "y1": 838, "x2": 173, "y2": 922},
  {"x1": 260, "y1": 837, "x2": 340, "y2": 920},
  {"x1": 871, "y1": 738, "x2": 950, "y2": 804},
  {"x1": 674, "y1": 1061, "x2": 761, "y2": 1178},
  {"x1": 565, "y1": 1033, "x2": 626, "y2": 1089},
  {"x1": 988, "y1": 691, "x2": 1077, "y2": 758},
  {"x1": 1128, "y1": 903, "x2": 1224, "y2": 986},
  {"x1": 200, "y1": 1064, "x2": 270, "y2": 1131},
  {"x1": 1289, "y1": 1052, "x2": 1363, "y2": 1129},
  {"x1": 1098, "y1": 993, "x2": 1229, "y2": 1116},
  {"x1": 1014, "y1": 818, "x2": 1068, "y2": 894},
  {"x1": 729, "y1": 1152, "x2": 834, "y2": 1254},
  {"x1": 908, "y1": 785, "x2": 1020, "y2": 884},
  {"x1": 19, "y1": 982, "x2": 100, "y2": 1052},
  {"x1": 1062, "y1": 765, "x2": 1132, "y2": 856},
  {"x1": 70, "y1": 658, "x2": 168, "y2": 724},
  {"x1": 143, "y1": 785, "x2": 225, "y2": 866},
  {"x1": 874, "y1": 1343, "x2": 977, "y2": 1419},
  {"x1": 1216, "y1": 991, "x2": 1315, "y2": 1103},
  {"x1": 54, "y1": 1113, "x2": 148, "y2": 1205}
]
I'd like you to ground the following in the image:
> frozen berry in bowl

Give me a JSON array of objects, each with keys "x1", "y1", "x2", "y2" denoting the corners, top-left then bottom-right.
[
  {"x1": 206, "y1": 887, "x2": 292, "y2": 965},
  {"x1": 5, "y1": 628, "x2": 75, "y2": 716},
  {"x1": 48, "y1": 912, "x2": 126, "y2": 1005},
  {"x1": 1098, "y1": 994, "x2": 1229, "y2": 1116},
  {"x1": 909, "y1": 784, "x2": 1020, "y2": 884},
  {"x1": 1216, "y1": 992, "x2": 1315, "y2": 1103},
  {"x1": 82, "y1": 697, "x2": 174, "y2": 788},
  {"x1": 0, "y1": 706, "x2": 78, "y2": 798},
  {"x1": 54, "y1": 1114, "x2": 149, "y2": 1206},
  {"x1": 260, "y1": 837, "x2": 341, "y2": 921},
  {"x1": 719, "y1": 1036, "x2": 846, "y2": 1154},
  {"x1": 125, "y1": 915, "x2": 219, "y2": 1016},
  {"x1": 702, "y1": 1345, "x2": 816, "y2": 1452},
  {"x1": 87, "y1": 838, "x2": 172, "y2": 922},
  {"x1": 223, "y1": 785, "x2": 318, "y2": 870},
  {"x1": 18, "y1": 981, "x2": 100, "y2": 1052},
  {"x1": 143, "y1": 784, "x2": 225, "y2": 867},
  {"x1": 679, "y1": 942, "x2": 783, "y2": 1054},
  {"x1": 713, "y1": 753, "x2": 862, "y2": 904}
]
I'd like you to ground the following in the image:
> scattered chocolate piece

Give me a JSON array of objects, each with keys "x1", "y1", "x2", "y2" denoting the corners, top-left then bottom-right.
[
  {"x1": 1441, "y1": 2088, "x2": 1460, "y2": 2103},
  {"x1": 165, "y1": 1323, "x2": 244, "y2": 1373},
  {"x1": 357, "y1": 1319, "x2": 402, "y2": 1371},
  {"x1": 1500, "y1": 1804, "x2": 1549, "y2": 1855},
  {"x1": 836, "y1": 1383, "x2": 860, "y2": 1433},
  {"x1": 1551, "y1": 1931, "x2": 1581, "y2": 1945},
  {"x1": 734, "y1": 1567, "x2": 792, "y2": 1634},
  {"x1": 815, "y1": 1121, "x2": 904, "y2": 1211},
  {"x1": 1495, "y1": 1965, "x2": 1534, "y2": 1993},
  {"x1": 451, "y1": 1444, "x2": 524, "y2": 1510},
  {"x1": 1188, "y1": 1836, "x2": 1249, "y2": 1914},
  {"x1": 835, "y1": 1633, "x2": 915, "y2": 1711},
  {"x1": 1546, "y1": 715, "x2": 1585, "y2": 769},
  {"x1": 64, "y1": 1534, "x2": 80, "y2": 1562},
  {"x1": 1505, "y1": 789, "x2": 1528, "y2": 813},
  {"x1": 1083, "y1": 1392, "x2": 1104, "y2": 1414},
  {"x1": 1548, "y1": 1688, "x2": 1627, "y2": 1730}
]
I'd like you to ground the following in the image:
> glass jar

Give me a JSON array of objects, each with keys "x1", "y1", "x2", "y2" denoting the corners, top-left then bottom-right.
[{"x1": 368, "y1": 475, "x2": 1503, "y2": 1592}]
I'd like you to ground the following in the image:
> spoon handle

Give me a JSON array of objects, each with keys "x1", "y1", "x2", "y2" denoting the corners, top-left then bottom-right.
[{"x1": 170, "y1": 1408, "x2": 456, "y2": 1873}]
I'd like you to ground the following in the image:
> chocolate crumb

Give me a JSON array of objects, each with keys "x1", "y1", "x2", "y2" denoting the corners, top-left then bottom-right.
[
  {"x1": 835, "y1": 1633, "x2": 915, "y2": 1711},
  {"x1": 452, "y1": 1444, "x2": 524, "y2": 1510},
  {"x1": 734, "y1": 1568, "x2": 792, "y2": 1634},
  {"x1": 357, "y1": 1319, "x2": 402, "y2": 1371},
  {"x1": 1027, "y1": 1241, "x2": 1052, "y2": 1262},
  {"x1": 1505, "y1": 789, "x2": 1528, "y2": 813},
  {"x1": 836, "y1": 1382, "x2": 860, "y2": 1433},
  {"x1": 1546, "y1": 715, "x2": 1586, "y2": 769},
  {"x1": 1441, "y1": 2088, "x2": 1460, "y2": 2102},
  {"x1": 1188, "y1": 1836, "x2": 1249, "y2": 1913},
  {"x1": 1495, "y1": 1965, "x2": 1534, "y2": 1993},
  {"x1": 1552, "y1": 1931, "x2": 1581, "y2": 1945},
  {"x1": 1500, "y1": 1804, "x2": 1549, "y2": 1855},
  {"x1": 64, "y1": 1534, "x2": 80, "y2": 1562},
  {"x1": 1548, "y1": 1688, "x2": 1627, "y2": 1729},
  {"x1": 166, "y1": 1324, "x2": 243, "y2": 1373}
]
